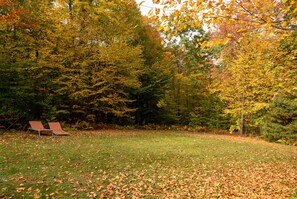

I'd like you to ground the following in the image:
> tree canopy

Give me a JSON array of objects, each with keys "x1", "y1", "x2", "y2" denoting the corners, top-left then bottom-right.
[
  {"x1": 1, "y1": 0, "x2": 296, "y2": 144},
  {"x1": 150, "y1": 0, "x2": 297, "y2": 142}
]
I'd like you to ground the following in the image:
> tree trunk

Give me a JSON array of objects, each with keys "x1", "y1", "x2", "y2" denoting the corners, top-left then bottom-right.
[
  {"x1": 240, "y1": 94, "x2": 245, "y2": 134},
  {"x1": 240, "y1": 112, "x2": 245, "y2": 134}
]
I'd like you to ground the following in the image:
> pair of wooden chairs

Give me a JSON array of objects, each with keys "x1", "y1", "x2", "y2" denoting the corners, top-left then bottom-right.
[{"x1": 29, "y1": 121, "x2": 70, "y2": 136}]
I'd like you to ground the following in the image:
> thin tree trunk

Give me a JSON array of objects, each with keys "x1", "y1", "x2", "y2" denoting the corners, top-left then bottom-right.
[
  {"x1": 240, "y1": 111, "x2": 245, "y2": 134},
  {"x1": 240, "y1": 93, "x2": 245, "y2": 134}
]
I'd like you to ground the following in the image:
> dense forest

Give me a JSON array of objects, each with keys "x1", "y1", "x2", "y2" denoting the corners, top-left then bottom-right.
[{"x1": 0, "y1": 0, "x2": 296, "y2": 144}]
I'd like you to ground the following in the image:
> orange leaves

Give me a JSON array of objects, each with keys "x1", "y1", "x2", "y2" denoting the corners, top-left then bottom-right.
[
  {"x1": 33, "y1": 188, "x2": 41, "y2": 199},
  {"x1": 0, "y1": 1, "x2": 39, "y2": 29},
  {"x1": 16, "y1": 184, "x2": 26, "y2": 192},
  {"x1": 162, "y1": 51, "x2": 172, "y2": 57},
  {"x1": 0, "y1": 0, "x2": 10, "y2": 7},
  {"x1": 0, "y1": 3, "x2": 20, "y2": 25}
]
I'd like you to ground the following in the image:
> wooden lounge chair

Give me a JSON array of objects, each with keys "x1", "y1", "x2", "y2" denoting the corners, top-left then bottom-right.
[
  {"x1": 48, "y1": 122, "x2": 70, "y2": 136},
  {"x1": 28, "y1": 121, "x2": 53, "y2": 136}
]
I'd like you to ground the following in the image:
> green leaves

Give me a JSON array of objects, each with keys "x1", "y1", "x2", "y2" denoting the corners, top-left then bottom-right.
[{"x1": 262, "y1": 90, "x2": 297, "y2": 144}]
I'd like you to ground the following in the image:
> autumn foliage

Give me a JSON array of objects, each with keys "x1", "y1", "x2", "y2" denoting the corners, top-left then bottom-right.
[
  {"x1": 0, "y1": 0, "x2": 297, "y2": 143},
  {"x1": 150, "y1": 0, "x2": 297, "y2": 143}
]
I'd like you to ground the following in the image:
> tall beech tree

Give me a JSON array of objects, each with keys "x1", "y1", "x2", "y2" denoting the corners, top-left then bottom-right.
[
  {"x1": 51, "y1": 0, "x2": 144, "y2": 124},
  {"x1": 212, "y1": 33, "x2": 282, "y2": 134}
]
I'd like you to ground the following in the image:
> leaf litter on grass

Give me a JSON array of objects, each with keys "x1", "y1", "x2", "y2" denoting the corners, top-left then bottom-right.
[{"x1": 0, "y1": 130, "x2": 296, "y2": 198}]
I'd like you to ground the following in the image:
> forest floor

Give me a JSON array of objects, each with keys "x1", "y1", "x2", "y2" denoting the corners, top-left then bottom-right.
[{"x1": 0, "y1": 130, "x2": 296, "y2": 198}]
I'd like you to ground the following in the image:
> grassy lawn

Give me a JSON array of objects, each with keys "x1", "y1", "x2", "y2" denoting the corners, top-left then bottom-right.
[{"x1": 0, "y1": 130, "x2": 296, "y2": 198}]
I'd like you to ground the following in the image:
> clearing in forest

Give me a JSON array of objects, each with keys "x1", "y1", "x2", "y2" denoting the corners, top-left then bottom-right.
[{"x1": 0, "y1": 130, "x2": 296, "y2": 198}]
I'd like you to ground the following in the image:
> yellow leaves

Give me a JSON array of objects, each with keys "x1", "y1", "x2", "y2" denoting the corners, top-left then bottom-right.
[
  {"x1": 217, "y1": 0, "x2": 223, "y2": 5},
  {"x1": 189, "y1": 0, "x2": 195, "y2": 7},
  {"x1": 222, "y1": 38, "x2": 230, "y2": 45},
  {"x1": 215, "y1": 8, "x2": 221, "y2": 15},
  {"x1": 176, "y1": 20, "x2": 188, "y2": 31},
  {"x1": 226, "y1": 33, "x2": 233, "y2": 38},
  {"x1": 197, "y1": 37, "x2": 204, "y2": 43},
  {"x1": 251, "y1": 102, "x2": 268, "y2": 112},
  {"x1": 155, "y1": 0, "x2": 296, "y2": 38},
  {"x1": 161, "y1": 15, "x2": 167, "y2": 21},
  {"x1": 172, "y1": 10, "x2": 179, "y2": 17},
  {"x1": 207, "y1": 1, "x2": 213, "y2": 8},
  {"x1": 291, "y1": 8, "x2": 297, "y2": 17},
  {"x1": 163, "y1": 25, "x2": 170, "y2": 32},
  {"x1": 167, "y1": 33, "x2": 172, "y2": 40},
  {"x1": 201, "y1": 41, "x2": 207, "y2": 49},
  {"x1": 200, "y1": 38, "x2": 230, "y2": 49},
  {"x1": 210, "y1": 39, "x2": 222, "y2": 46},
  {"x1": 213, "y1": 33, "x2": 283, "y2": 119},
  {"x1": 236, "y1": 28, "x2": 247, "y2": 33},
  {"x1": 263, "y1": 23, "x2": 272, "y2": 29},
  {"x1": 281, "y1": 21, "x2": 287, "y2": 28},
  {"x1": 157, "y1": 26, "x2": 163, "y2": 32},
  {"x1": 155, "y1": 8, "x2": 160, "y2": 15},
  {"x1": 237, "y1": 37, "x2": 243, "y2": 43}
]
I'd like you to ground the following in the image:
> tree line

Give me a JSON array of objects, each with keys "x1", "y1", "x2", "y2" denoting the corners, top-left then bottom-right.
[
  {"x1": 0, "y1": 0, "x2": 229, "y2": 131},
  {"x1": 153, "y1": 0, "x2": 297, "y2": 144},
  {"x1": 1, "y1": 0, "x2": 296, "y2": 144}
]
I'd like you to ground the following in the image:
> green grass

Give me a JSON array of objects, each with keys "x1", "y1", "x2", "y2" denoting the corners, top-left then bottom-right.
[{"x1": 0, "y1": 130, "x2": 296, "y2": 198}]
